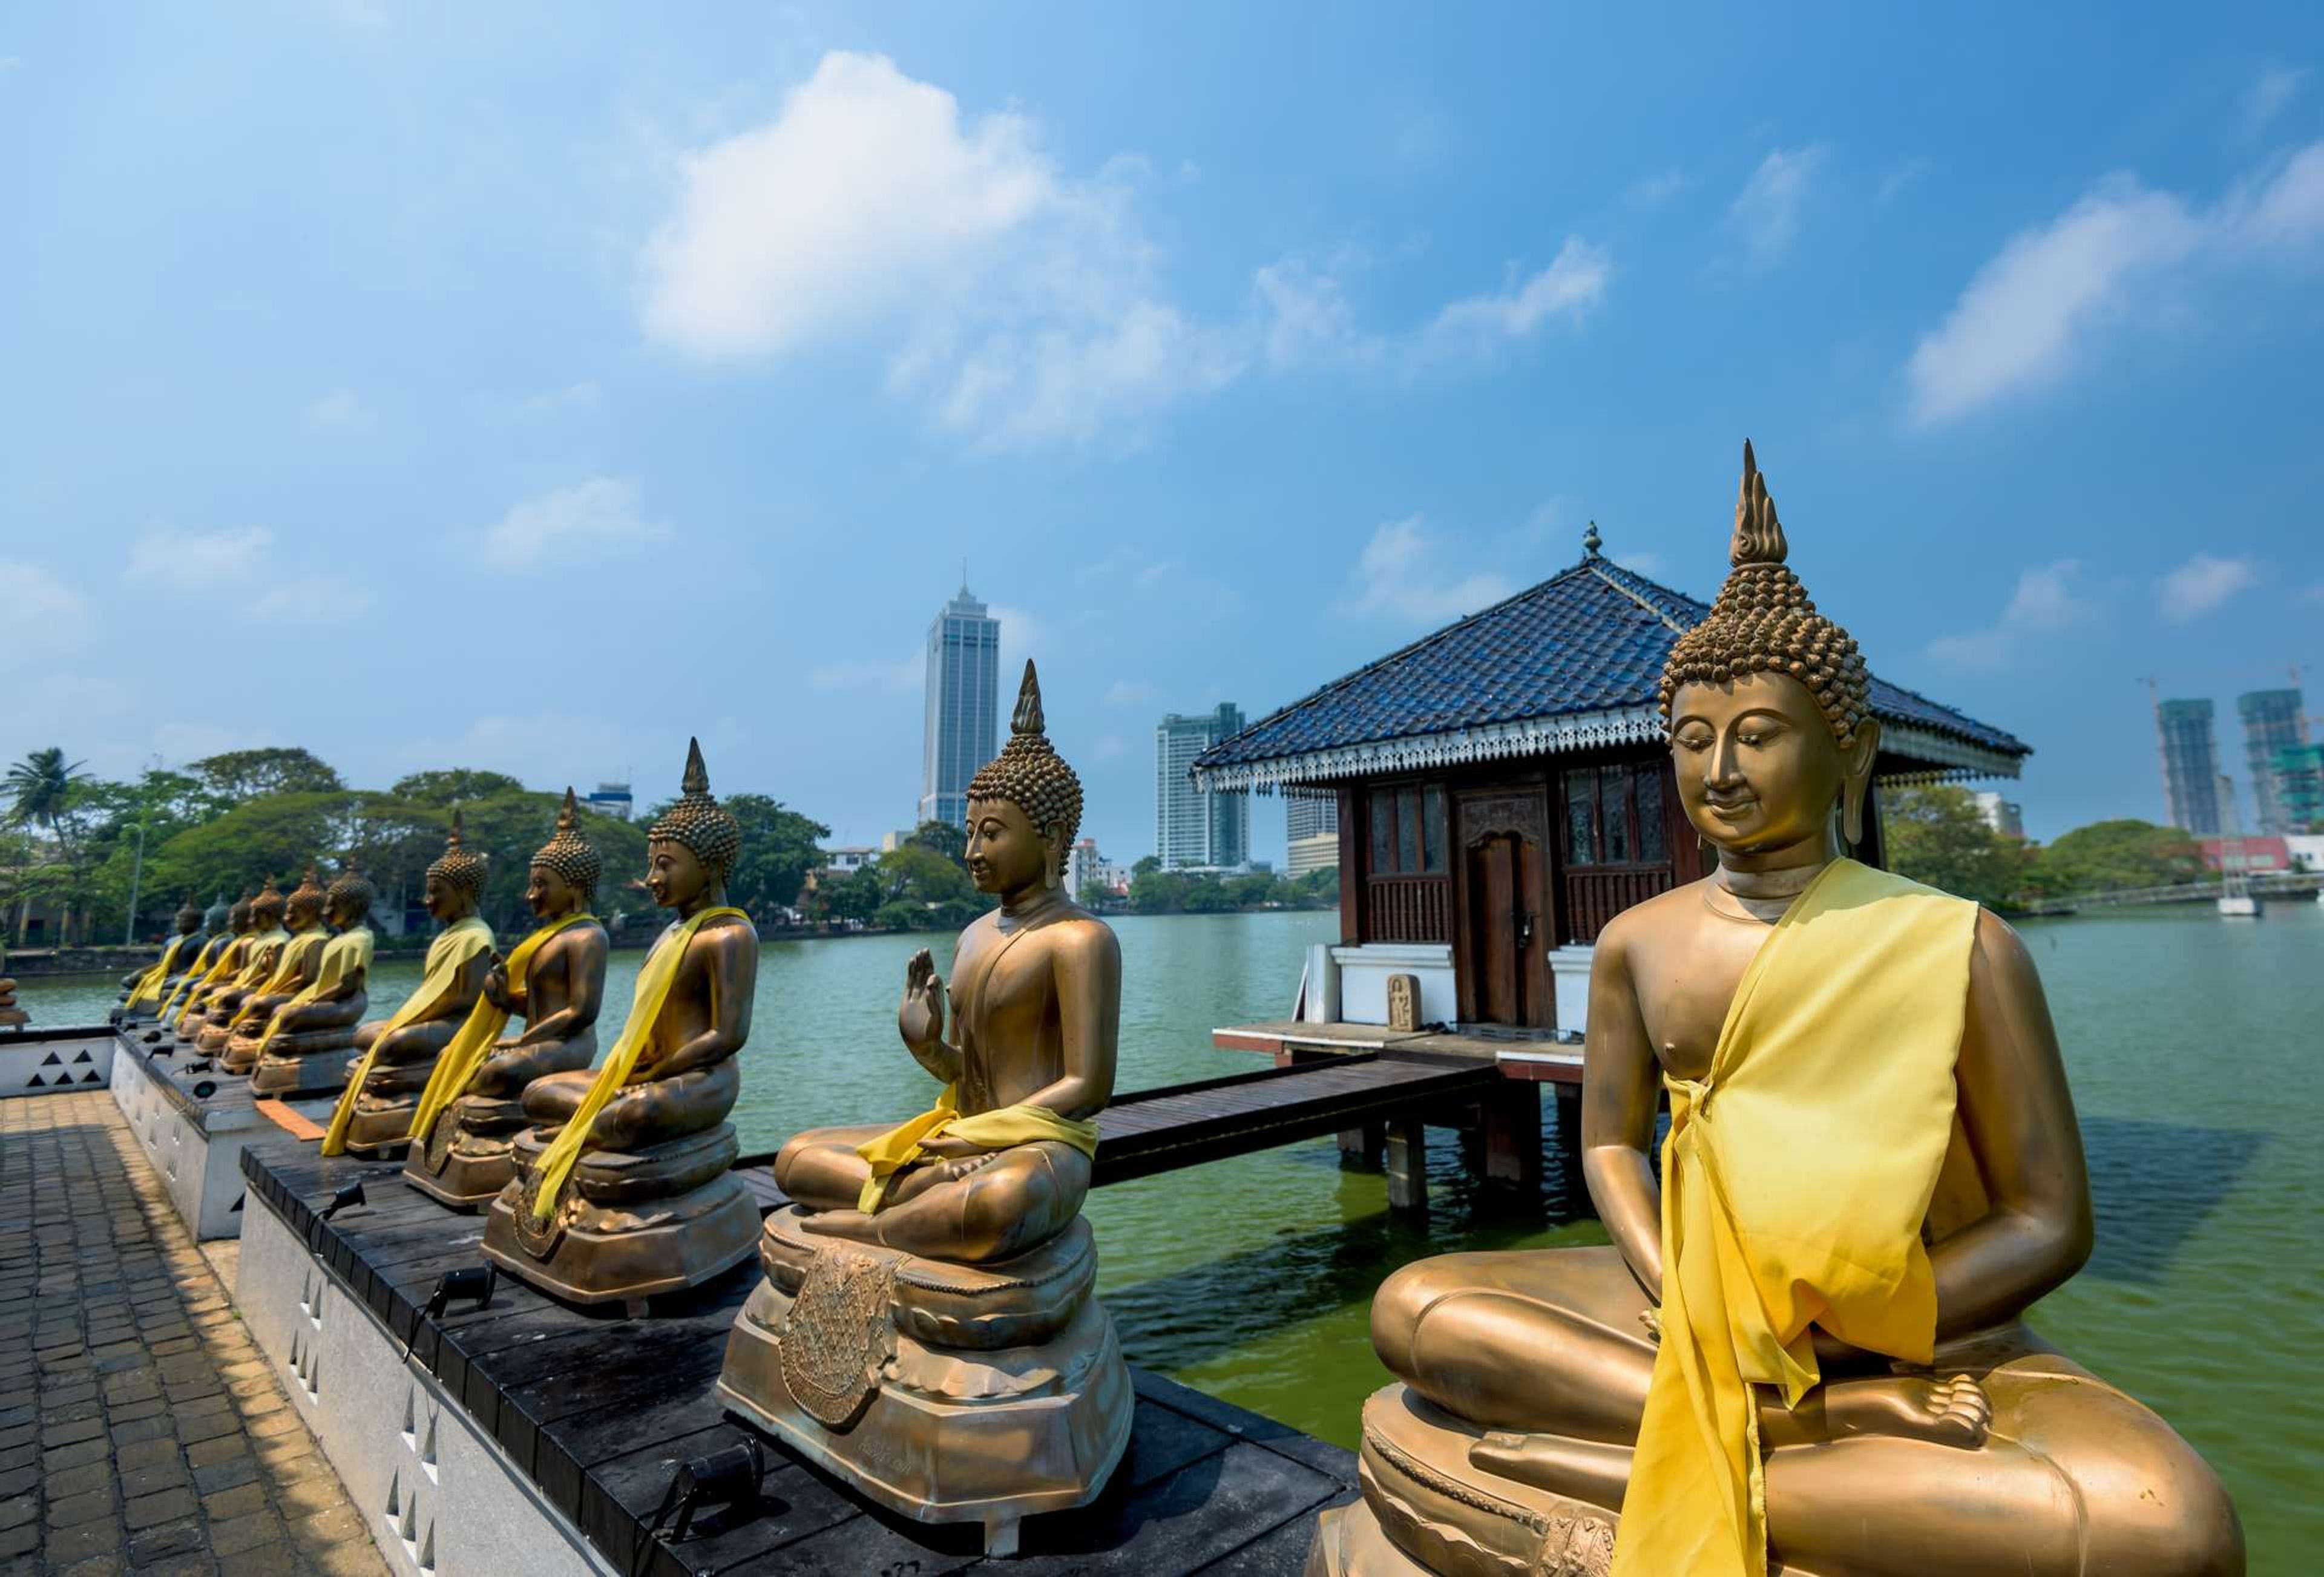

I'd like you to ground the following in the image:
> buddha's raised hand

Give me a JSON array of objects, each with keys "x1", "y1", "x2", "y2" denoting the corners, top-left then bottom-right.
[{"x1": 900, "y1": 948, "x2": 947, "y2": 1052}]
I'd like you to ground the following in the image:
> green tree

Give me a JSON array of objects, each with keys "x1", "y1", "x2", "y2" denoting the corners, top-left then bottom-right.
[
  {"x1": 721, "y1": 795, "x2": 831, "y2": 922},
  {"x1": 821, "y1": 863, "x2": 885, "y2": 925},
  {"x1": 1880, "y1": 786, "x2": 2028, "y2": 907},
  {"x1": 869, "y1": 844, "x2": 983, "y2": 932},
  {"x1": 188, "y1": 748, "x2": 344, "y2": 800},
  {"x1": 1132, "y1": 854, "x2": 1162, "y2": 876},
  {"x1": 905, "y1": 819, "x2": 968, "y2": 868},
  {"x1": 389, "y1": 769, "x2": 527, "y2": 805},
  {"x1": 2025, "y1": 819, "x2": 2205, "y2": 896},
  {"x1": 80, "y1": 770, "x2": 232, "y2": 937},
  {"x1": 1128, "y1": 868, "x2": 1187, "y2": 913},
  {"x1": 143, "y1": 790, "x2": 356, "y2": 903},
  {"x1": 5, "y1": 747, "x2": 94, "y2": 942}
]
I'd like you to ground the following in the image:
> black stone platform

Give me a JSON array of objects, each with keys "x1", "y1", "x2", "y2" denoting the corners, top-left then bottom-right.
[{"x1": 242, "y1": 1144, "x2": 1357, "y2": 1575}]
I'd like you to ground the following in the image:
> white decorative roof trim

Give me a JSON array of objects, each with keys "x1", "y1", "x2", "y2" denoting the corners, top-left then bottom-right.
[
  {"x1": 1192, "y1": 708, "x2": 2025, "y2": 794},
  {"x1": 1191, "y1": 706, "x2": 1665, "y2": 794}
]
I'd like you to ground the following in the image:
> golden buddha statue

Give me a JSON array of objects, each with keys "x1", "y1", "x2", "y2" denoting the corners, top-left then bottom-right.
[
  {"x1": 718, "y1": 662, "x2": 1128, "y2": 1556},
  {"x1": 321, "y1": 816, "x2": 495, "y2": 1158},
  {"x1": 0, "y1": 940, "x2": 22, "y2": 1029},
  {"x1": 151, "y1": 891, "x2": 255, "y2": 1044},
  {"x1": 482, "y1": 741, "x2": 760, "y2": 1307},
  {"x1": 405, "y1": 789, "x2": 610, "y2": 1208},
  {"x1": 219, "y1": 868, "x2": 332, "y2": 1074},
  {"x1": 249, "y1": 866, "x2": 378, "y2": 1097},
  {"x1": 114, "y1": 895, "x2": 210, "y2": 1024},
  {"x1": 1311, "y1": 446, "x2": 2242, "y2": 1577},
  {"x1": 190, "y1": 876, "x2": 291, "y2": 1055}
]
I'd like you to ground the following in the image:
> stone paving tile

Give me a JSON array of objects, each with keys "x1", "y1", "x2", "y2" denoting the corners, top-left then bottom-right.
[{"x1": 0, "y1": 1093, "x2": 387, "y2": 1576}]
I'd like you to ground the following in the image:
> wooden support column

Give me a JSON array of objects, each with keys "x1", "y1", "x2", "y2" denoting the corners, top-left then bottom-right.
[
  {"x1": 1482, "y1": 1081, "x2": 1543, "y2": 1186},
  {"x1": 1551, "y1": 1083, "x2": 1586, "y2": 1209},
  {"x1": 1338, "y1": 1123, "x2": 1385, "y2": 1169},
  {"x1": 1385, "y1": 1116, "x2": 1428, "y2": 1212}
]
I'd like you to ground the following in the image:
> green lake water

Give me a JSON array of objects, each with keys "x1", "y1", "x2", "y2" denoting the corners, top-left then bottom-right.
[{"x1": 20, "y1": 902, "x2": 2319, "y2": 1564}]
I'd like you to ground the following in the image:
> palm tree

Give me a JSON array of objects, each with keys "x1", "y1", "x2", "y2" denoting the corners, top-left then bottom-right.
[{"x1": 7, "y1": 747, "x2": 89, "y2": 943}]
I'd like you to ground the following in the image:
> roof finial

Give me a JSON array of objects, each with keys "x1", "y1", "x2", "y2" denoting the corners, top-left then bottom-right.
[
  {"x1": 1583, "y1": 520, "x2": 1603, "y2": 559},
  {"x1": 1011, "y1": 659, "x2": 1046, "y2": 738}
]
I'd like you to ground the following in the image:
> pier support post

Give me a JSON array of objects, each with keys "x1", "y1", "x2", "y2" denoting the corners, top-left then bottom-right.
[
  {"x1": 1551, "y1": 1083, "x2": 1586, "y2": 1209},
  {"x1": 1386, "y1": 1117, "x2": 1428, "y2": 1212},
  {"x1": 1482, "y1": 1083, "x2": 1543, "y2": 1187},
  {"x1": 1338, "y1": 1122, "x2": 1385, "y2": 1169}
]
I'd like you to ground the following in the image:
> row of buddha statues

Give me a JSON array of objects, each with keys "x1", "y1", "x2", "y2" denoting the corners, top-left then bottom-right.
[{"x1": 108, "y1": 445, "x2": 2242, "y2": 1573}]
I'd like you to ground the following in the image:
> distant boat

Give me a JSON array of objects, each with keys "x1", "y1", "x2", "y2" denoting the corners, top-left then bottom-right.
[{"x1": 2217, "y1": 893, "x2": 2260, "y2": 918}]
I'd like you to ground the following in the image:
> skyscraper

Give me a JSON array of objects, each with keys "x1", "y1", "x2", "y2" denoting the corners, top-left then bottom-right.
[
  {"x1": 919, "y1": 586, "x2": 1000, "y2": 829},
  {"x1": 2236, "y1": 688, "x2": 2307, "y2": 834},
  {"x1": 1285, "y1": 792, "x2": 1341, "y2": 877},
  {"x1": 2156, "y1": 698, "x2": 2223, "y2": 836},
  {"x1": 1156, "y1": 704, "x2": 1249, "y2": 867}
]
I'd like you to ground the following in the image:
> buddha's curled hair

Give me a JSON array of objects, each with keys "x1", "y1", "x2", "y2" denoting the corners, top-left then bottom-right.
[
  {"x1": 426, "y1": 811, "x2": 490, "y2": 897},
  {"x1": 533, "y1": 787, "x2": 603, "y2": 901},
  {"x1": 286, "y1": 866, "x2": 328, "y2": 927},
  {"x1": 1658, "y1": 441, "x2": 1870, "y2": 748},
  {"x1": 967, "y1": 660, "x2": 1083, "y2": 856},
  {"x1": 249, "y1": 875, "x2": 287, "y2": 928}
]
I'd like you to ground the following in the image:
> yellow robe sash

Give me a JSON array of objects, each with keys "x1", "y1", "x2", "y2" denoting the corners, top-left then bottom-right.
[
  {"x1": 252, "y1": 928, "x2": 376, "y2": 1059},
  {"x1": 125, "y1": 934, "x2": 194, "y2": 1011},
  {"x1": 166, "y1": 936, "x2": 247, "y2": 1026},
  {"x1": 228, "y1": 928, "x2": 292, "y2": 994},
  {"x1": 853, "y1": 1082, "x2": 1101, "y2": 1213},
  {"x1": 320, "y1": 917, "x2": 494, "y2": 1156},
  {"x1": 528, "y1": 907, "x2": 748, "y2": 1221},
  {"x1": 231, "y1": 931, "x2": 328, "y2": 1025},
  {"x1": 407, "y1": 913, "x2": 596, "y2": 1146},
  {"x1": 1612, "y1": 860, "x2": 1978, "y2": 1577}
]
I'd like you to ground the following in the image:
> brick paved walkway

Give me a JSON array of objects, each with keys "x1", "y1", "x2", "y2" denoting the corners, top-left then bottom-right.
[{"x1": 0, "y1": 1092, "x2": 387, "y2": 1577}]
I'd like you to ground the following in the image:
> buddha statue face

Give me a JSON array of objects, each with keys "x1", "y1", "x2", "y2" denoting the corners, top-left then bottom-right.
[
  {"x1": 424, "y1": 871, "x2": 476, "y2": 923},
  {"x1": 1670, "y1": 672, "x2": 1879, "y2": 859},
  {"x1": 965, "y1": 797, "x2": 1053, "y2": 896},
  {"x1": 527, "y1": 863, "x2": 583, "y2": 920},
  {"x1": 646, "y1": 838, "x2": 712, "y2": 911}
]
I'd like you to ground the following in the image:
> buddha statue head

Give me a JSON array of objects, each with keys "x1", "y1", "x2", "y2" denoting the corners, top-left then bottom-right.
[
  {"x1": 1658, "y1": 442, "x2": 1880, "y2": 857},
  {"x1": 174, "y1": 895, "x2": 205, "y2": 937},
  {"x1": 528, "y1": 787, "x2": 602, "y2": 920},
  {"x1": 203, "y1": 894, "x2": 232, "y2": 935},
  {"x1": 285, "y1": 867, "x2": 329, "y2": 933},
  {"x1": 646, "y1": 739, "x2": 741, "y2": 911},
  {"x1": 965, "y1": 660, "x2": 1083, "y2": 896},
  {"x1": 326, "y1": 863, "x2": 376, "y2": 932},
  {"x1": 229, "y1": 890, "x2": 258, "y2": 936},
  {"x1": 250, "y1": 876, "x2": 287, "y2": 932},
  {"x1": 424, "y1": 811, "x2": 489, "y2": 922}
]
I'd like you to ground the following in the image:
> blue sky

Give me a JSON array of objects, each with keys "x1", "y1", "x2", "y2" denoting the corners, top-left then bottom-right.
[{"x1": 4, "y1": 2, "x2": 2320, "y2": 861}]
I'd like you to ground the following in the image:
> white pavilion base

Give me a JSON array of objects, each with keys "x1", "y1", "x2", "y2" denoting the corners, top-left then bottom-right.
[
  {"x1": 238, "y1": 1182, "x2": 608, "y2": 1577},
  {"x1": 106, "y1": 1030, "x2": 287, "y2": 1241}
]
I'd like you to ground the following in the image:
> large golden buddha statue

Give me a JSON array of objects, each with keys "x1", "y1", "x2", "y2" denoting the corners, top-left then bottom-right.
[
  {"x1": 321, "y1": 818, "x2": 494, "y2": 1158},
  {"x1": 405, "y1": 789, "x2": 610, "y2": 1208},
  {"x1": 1311, "y1": 446, "x2": 2242, "y2": 1577},
  {"x1": 218, "y1": 868, "x2": 332, "y2": 1074},
  {"x1": 483, "y1": 742, "x2": 759, "y2": 1307},
  {"x1": 249, "y1": 866, "x2": 378, "y2": 1097},
  {"x1": 114, "y1": 895, "x2": 211, "y2": 1024},
  {"x1": 152, "y1": 891, "x2": 255, "y2": 1044},
  {"x1": 718, "y1": 662, "x2": 1128, "y2": 1556},
  {"x1": 189, "y1": 877, "x2": 291, "y2": 1055}
]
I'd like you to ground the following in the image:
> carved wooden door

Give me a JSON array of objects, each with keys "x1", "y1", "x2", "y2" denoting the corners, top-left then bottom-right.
[{"x1": 1455, "y1": 789, "x2": 1552, "y2": 1029}]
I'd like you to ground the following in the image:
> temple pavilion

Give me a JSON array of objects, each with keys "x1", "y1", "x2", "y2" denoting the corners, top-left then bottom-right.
[{"x1": 1193, "y1": 531, "x2": 2029, "y2": 1048}]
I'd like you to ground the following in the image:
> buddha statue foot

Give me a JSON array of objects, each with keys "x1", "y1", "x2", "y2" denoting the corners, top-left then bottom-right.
[
  {"x1": 192, "y1": 1019, "x2": 240, "y2": 1055},
  {"x1": 1308, "y1": 1388, "x2": 1618, "y2": 1577},
  {"x1": 403, "y1": 1094, "x2": 532, "y2": 1208},
  {"x1": 481, "y1": 1122, "x2": 758, "y2": 1305},
  {"x1": 717, "y1": 1207, "x2": 1132, "y2": 1554},
  {"x1": 247, "y1": 1028, "x2": 365, "y2": 1097}
]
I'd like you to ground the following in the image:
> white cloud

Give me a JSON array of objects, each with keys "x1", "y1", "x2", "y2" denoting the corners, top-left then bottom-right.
[
  {"x1": 1253, "y1": 255, "x2": 1381, "y2": 372},
  {"x1": 809, "y1": 654, "x2": 920, "y2": 693},
  {"x1": 1730, "y1": 146, "x2": 1826, "y2": 266},
  {"x1": 1906, "y1": 142, "x2": 2324, "y2": 427},
  {"x1": 2158, "y1": 552, "x2": 2256, "y2": 623},
  {"x1": 1425, "y1": 239, "x2": 1612, "y2": 350},
  {"x1": 1104, "y1": 680, "x2": 1157, "y2": 707},
  {"x1": 1345, "y1": 516, "x2": 1514, "y2": 626},
  {"x1": 1626, "y1": 169, "x2": 1689, "y2": 208},
  {"x1": 1878, "y1": 159, "x2": 1932, "y2": 205},
  {"x1": 2248, "y1": 65, "x2": 2306, "y2": 126},
  {"x1": 1926, "y1": 559, "x2": 2089, "y2": 669},
  {"x1": 123, "y1": 526, "x2": 269, "y2": 588},
  {"x1": 5, "y1": 560, "x2": 87, "y2": 625},
  {"x1": 252, "y1": 574, "x2": 368, "y2": 623},
  {"x1": 304, "y1": 390, "x2": 371, "y2": 430},
  {"x1": 479, "y1": 381, "x2": 601, "y2": 423},
  {"x1": 481, "y1": 478, "x2": 666, "y2": 569}
]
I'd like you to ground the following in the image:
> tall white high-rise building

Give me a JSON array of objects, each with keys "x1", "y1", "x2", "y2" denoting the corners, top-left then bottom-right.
[
  {"x1": 1156, "y1": 704, "x2": 1249, "y2": 868},
  {"x1": 919, "y1": 586, "x2": 1000, "y2": 828},
  {"x1": 1285, "y1": 793, "x2": 1341, "y2": 877}
]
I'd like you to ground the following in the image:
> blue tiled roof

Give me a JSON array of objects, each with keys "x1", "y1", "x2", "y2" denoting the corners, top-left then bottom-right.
[{"x1": 1193, "y1": 556, "x2": 2029, "y2": 781}]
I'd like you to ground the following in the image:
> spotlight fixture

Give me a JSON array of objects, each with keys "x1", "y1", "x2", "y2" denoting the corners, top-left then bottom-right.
[
  {"x1": 320, "y1": 1180, "x2": 367, "y2": 1221},
  {"x1": 632, "y1": 1439, "x2": 765, "y2": 1574},
  {"x1": 399, "y1": 1265, "x2": 496, "y2": 1362}
]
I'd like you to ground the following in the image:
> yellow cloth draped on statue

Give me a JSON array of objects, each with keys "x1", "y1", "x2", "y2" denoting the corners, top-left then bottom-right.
[
  {"x1": 252, "y1": 928, "x2": 376, "y2": 1058},
  {"x1": 164, "y1": 937, "x2": 245, "y2": 1027},
  {"x1": 124, "y1": 935, "x2": 192, "y2": 1011},
  {"x1": 225, "y1": 928, "x2": 290, "y2": 994},
  {"x1": 1611, "y1": 859, "x2": 1978, "y2": 1577},
  {"x1": 853, "y1": 1082, "x2": 1101, "y2": 1214},
  {"x1": 232, "y1": 931, "x2": 327, "y2": 1025},
  {"x1": 320, "y1": 916, "x2": 494, "y2": 1157},
  {"x1": 527, "y1": 907, "x2": 744, "y2": 1221},
  {"x1": 407, "y1": 912, "x2": 594, "y2": 1146}
]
